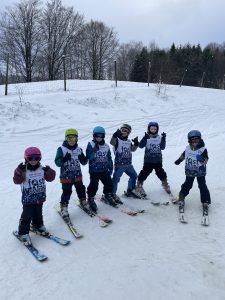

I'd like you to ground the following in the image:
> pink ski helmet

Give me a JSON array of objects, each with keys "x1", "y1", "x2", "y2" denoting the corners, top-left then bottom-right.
[{"x1": 24, "y1": 147, "x2": 42, "y2": 161}]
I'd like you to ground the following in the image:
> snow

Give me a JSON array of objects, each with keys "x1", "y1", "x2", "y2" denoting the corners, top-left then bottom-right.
[{"x1": 0, "y1": 80, "x2": 225, "y2": 300}]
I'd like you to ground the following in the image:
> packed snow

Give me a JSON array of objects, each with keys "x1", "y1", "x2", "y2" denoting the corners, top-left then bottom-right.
[{"x1": 0, "y1": 79, "x2": 225, "y2": 300}]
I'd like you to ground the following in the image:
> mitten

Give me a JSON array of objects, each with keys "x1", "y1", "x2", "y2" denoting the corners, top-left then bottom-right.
[
  {"x1": 132, "y1": 136, "x2": 139, "y2": 146},
  {"x1": 62, "y1": 152, "x2": 71, "y2": 162},
  {"x1": 161, "y1": 132, "x2": 166, "y2": 138},
  {"x1": 42, "y1": 165, "x2": 50, "y2": 172},
  {"x1": 113, "y1": 129, "x2": 121, "y2": 138},
  {"x1": 93, "y1": 142, "x2": 99, "y2": 152},
  {"x1": 18, "y1": 162, "x2": 26, "y2": 172},
  {"x1": 143, "y1": 132, "x2": 149, "y2": 140}
]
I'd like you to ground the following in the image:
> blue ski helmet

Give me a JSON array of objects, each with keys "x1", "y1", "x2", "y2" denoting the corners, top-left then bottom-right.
[
  {"x1": 148, "y1": 121, "x2": 159, "y2": 134},
  {"x1": 187, "y1": 130, "x2": 201, "y2": 141},
  {"x1": 93, "y1": 126, "x2": 105, "y2": 138}
]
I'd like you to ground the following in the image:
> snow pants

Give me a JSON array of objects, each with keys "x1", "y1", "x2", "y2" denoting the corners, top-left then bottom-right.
[
  {"x1": 179, "y1": 176, "x2": 211, "y2": 204},
  {"x1": 138, "y1": 162, "x2": 167, "y2": 182},
  {"x1": 87, "y1": 171, "x2": 112, "y2": 198},
  {"x1": 61, "y1": 181, "x2": 86, "y2": 204},
  {"x1": 19, "y1": 203, "x2": 44, "y2": 235}
]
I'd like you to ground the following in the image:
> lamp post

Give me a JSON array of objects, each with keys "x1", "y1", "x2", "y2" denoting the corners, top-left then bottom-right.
[
  {"x1": 62, "y1": 54, "x2": 66, "y2": 91},
  {"x1": 179, "y1": 69, "x2": 187, "y2": 87},
  {"x1": 147, "y1": 60, "x2": 151, "y2": 87}
]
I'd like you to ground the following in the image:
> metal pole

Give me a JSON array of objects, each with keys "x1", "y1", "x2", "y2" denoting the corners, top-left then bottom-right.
[
  {"x1": 114, "y1": 60, "x2": 117, "y2": 87},
  {"x1": 5, "y1": 54, "x2": 9, "y2": 96},
  {"x1": 147, "y1": 61, "x2": 151, "y2": 87},
  {"x1": 179, "y1": 69, "x2": 187, "y2": 87},
  {"x1": 62, "y1": 55, "x2": 66, "y2": 91},
  {"x1": 200, "y1": 72, "x2": 205, "y2": 87}
]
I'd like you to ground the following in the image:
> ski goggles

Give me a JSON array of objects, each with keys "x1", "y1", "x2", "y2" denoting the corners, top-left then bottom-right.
[
  {"x1": 67, "y1": 135, "x2": 78, "y2": 141},
  {"x1": 27, "y1": 155, "x2": 41, "y2": 161},
  {"x1": 121, "y1": 128, "x2": 130, "y2": 134}
]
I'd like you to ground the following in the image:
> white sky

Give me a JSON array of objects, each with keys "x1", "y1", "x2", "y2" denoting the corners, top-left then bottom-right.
[{"x1": 0, "y1": 0, "x2": 225, "y2": 49}]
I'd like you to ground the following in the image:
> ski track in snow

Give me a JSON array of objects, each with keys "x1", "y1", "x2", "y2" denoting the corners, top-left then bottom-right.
[{"x1": 0, "y1": 80, "x2": 225, "y2": 300}]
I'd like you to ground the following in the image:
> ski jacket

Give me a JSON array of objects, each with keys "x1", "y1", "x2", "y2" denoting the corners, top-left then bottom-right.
[
  {"x1": 175, "y1": 139, "x2": 208, "y2": 177},
  {"x1": 110, "y1": 136, "x2": 137, "y2": 167},
  {"x1": 139, "y1": 133, "x2": 166, "y2": 163},
  {"x1": 55, "y1": 141, "x2": 87, "y2": 183},
  {"x1": 13, "y1": 163, "x2": 55, "y2": 205},
  {"x1": 86, "y1": 140, "x2": 113, "y2": 174}
]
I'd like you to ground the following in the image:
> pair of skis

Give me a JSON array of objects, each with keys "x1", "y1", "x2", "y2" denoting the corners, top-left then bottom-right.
[{"x1": 13, "y1": 229, "x2": 71, "y2": 262}]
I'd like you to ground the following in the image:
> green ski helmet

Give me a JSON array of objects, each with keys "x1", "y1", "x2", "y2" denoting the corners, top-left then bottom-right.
[{"x1": 65, "y1": 128, "x2": 78, "y2": 138}]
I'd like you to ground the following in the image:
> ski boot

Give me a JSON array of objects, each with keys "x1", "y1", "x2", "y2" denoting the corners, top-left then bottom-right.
[
  {"x1": 125, "y1": 188, "x2": 142, "y2": 199},
  {"x1": 135, "y1": 181, "x2": 147, "y2": 198},
  {"x1": 177, "y1": 193, "x2": 185, "y2": 207},
  {"x1": 60, "y1": 203, "x2": 70, "y2": 220},
  {"x1": 102, "y1": 193, "x2": 118, "y2": 207},
  {"x1": 202, "y1": 203, "x2": 209, "y2": 216},
  {"x1": 30, "y1": 224, "x2": 49, "y2": 236},
  {"x1": 79, "y1": 197, "x2": 89, "y2": 210},
  {"x1": 88, "y1": 197, "x2": 98, "y2": 213},
  {"x1": 161, "y1": 179, "x2": 171, "y2": 194},
  {"x1": 112, "y1": 193, "x2": 123, "y2": 204},
  {"x1": 18, "y1": 233, "x2": 32, "y2": 246}
]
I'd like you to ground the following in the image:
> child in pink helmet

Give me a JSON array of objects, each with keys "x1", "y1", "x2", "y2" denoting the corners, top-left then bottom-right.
[{"x1": 13, "y1": 147, "x2": 56, "y2": 245}]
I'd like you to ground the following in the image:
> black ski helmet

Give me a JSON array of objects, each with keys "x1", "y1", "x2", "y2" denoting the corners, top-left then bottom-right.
[{"x1": 120, "y1": 124, "x2": 132, "y2": 133}]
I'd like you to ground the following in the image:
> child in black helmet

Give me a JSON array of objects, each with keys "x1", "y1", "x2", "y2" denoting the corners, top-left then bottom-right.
[
  {"x1": 174, "y1": 130, "x2": 211, "y2": 210},
  {"x1": 110, "y1": 123, "x2": 140, "y2": 200},
  {"x1": 136, "y1": 121, "x2": 169, "y2": 197}
]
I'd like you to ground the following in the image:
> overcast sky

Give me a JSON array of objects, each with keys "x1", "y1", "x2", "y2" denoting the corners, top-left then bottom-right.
[{"x1": 0, "y1": 0, "x2": 224, "y2": 49}]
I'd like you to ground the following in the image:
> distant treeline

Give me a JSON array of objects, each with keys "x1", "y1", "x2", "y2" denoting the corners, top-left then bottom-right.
[{"x1": 0, "y1": 0, "x2": 224, "y2": 89}]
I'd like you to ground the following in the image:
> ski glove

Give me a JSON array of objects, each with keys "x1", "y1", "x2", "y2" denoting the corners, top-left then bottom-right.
[
  {"x1": 143, "y1": 132, "x2": 149, "y2": 140},
  {"x1": 196, "y1": 154, "x2": 204, "y2": 162},
  {"x1": 62, "y1": 152, "x2": 71, "y2": 162},
  {"x1": 161, "y1": 132, "x2": 166, "y2": 138},
  {"x1": 113, "y1": 129, "x2": 121, "y2": 138},
  {"x1": 78, "y1": 152, "x2": 88, "y2": 164},
  {"x1": 93, "y1": 141, "x2": 99, "y2": 152},
  {"x1": 174, "y1": 159, "x2": 181, "y2": 165},
  {"x1": 18, "y1": 162, "x2": 26, "y2": 172},
  {"x1": 132, "y1": 136, "x2": 139, "y2": 146}
]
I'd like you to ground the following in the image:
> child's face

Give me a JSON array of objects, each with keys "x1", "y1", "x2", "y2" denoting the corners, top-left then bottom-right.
[
  {"x1": 95, "y1": 135, "x2": 104, "y2": 142},
  {"x1": 120, "y1": 128, "x2": 130, "y2": 137},
  {"x1": 190, "y1": 137, "x2": 200, "y2": 147},
  {"x1": 27, "y1": 156, "x2": 41, "y2": 166},
  {"x1": 149, "y1": 126, "x2": 157, "y2": 134},
  {"x1": 67, "y1": 135, "x2": 77, "y2": 146}
]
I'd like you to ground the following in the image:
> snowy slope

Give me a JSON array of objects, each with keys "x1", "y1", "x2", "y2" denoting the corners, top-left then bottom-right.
[{"x1": 0, "y1": 80, "x2": 225, "y2": 300}]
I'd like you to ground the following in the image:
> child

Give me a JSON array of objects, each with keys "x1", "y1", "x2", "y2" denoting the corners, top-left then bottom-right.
[
  {"x1": 13, "y1": 147, "x2": 56, "y2": 245},
  {"x1": 174, "y1": 130, "x2": 211, "y2": 209},
  {"x1": 86, "y1": 126, "x2": 116, "y2": 212},
  {"x1": 55, "y1": 129, "x2": 88, "y2": 219},
  {"x1": 136, "y1": 121, "x2": 169, "y2": 196},
  {"x1": 110, "y1": 124, "x2": 139, "y2": 200}
]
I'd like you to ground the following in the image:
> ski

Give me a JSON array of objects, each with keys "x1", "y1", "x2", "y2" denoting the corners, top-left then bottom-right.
[
  {"x1": 179, "y1": 204, "x2": 187, "y2": 223},
  {"x1": 30, "y1": 227, "x2": 71, "y2": 246},
  {"x1": 201, "y1": 204, "x2": 209, "y2": 226},
  {"x1": 151, "y1": 201, "x2": 169, "y2": 206},
  {"x1": 13, "y1": 230, "x2": 48, "y2": 262},
  {"x1": 75, "y1": 201, "x2": 112, "y2": 227},
  {"x1": 56, "y1": 207, "x2": 83, "y2": 238},
  {"x1": 96, "y1": 195, "x2": 138, "y2": 216}
]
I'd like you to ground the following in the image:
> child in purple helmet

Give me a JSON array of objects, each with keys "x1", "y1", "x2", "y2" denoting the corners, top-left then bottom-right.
[
  {"x1": 174, "y1": 130, "x2": 211, "y2": 210},
  {"x1": 136, "y1": 121, "x2": 170, "y2": 197},
  {"x1": 13, "y1": 147, "x2": 56, "y2": 245}
]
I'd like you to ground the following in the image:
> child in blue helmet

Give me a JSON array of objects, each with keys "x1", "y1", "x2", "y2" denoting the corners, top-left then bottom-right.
[
  {"x1": 136, "y1": 122, "x2": 170, "y2": 197},
  {"x1": 55, "y1": 129, "x2": 88, "y2": 220},
  {"x1": 174, "y1": 130, "x2": 211, "y2": 209},
  {"x1": 86, "y1": 126, "x2": 116, "y2": 212},
  {"x1": 110, "y1": 123, "x2": 140, "y2": 200}
]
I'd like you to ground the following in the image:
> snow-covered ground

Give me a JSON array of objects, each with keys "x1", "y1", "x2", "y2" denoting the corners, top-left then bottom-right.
[{"x1": 0, "y1": 80, "x2": 225, "y2": 300}]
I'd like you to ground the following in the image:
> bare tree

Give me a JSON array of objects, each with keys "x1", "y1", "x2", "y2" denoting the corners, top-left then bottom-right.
[
  {"x1": 83, "y1": 20, "x2": 118, "y2": 80},
  {"x1": 0, "y1": 0, "x2": 42, "y2": 82},
  {"x1": 39, "y1": 0, "x2": 83, "y2": 80}
]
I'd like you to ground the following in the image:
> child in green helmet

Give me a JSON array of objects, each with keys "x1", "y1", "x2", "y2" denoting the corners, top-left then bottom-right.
[{"x1": 55, "y1": 129, "x2": 88, "y2": 220}]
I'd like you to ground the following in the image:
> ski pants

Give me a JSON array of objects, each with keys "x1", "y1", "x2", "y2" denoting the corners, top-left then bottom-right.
[
  {"x1": 138, "y1": 162, "x2": 167, "y2": 182},
  {"x1": 19, "y1": 203, "x2": 44, "y2": 235},
  {"x1": 112, "y1": 165, "x2": 137, "y2": 193},
  {"x1": 179, "y1": 176, "x2": 211, "y2": 204},
  {"x1": 87, "y1": 171, "x2": 112, "y2": 198},
  {"x1": 61, "y1": 181, "x2": 86, "y2": 204}
]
